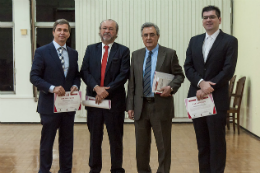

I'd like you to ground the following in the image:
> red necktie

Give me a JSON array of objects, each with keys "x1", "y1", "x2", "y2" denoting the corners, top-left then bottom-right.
[{"x1": 100, "y1": 45, "x2": 109, "y2": 86}]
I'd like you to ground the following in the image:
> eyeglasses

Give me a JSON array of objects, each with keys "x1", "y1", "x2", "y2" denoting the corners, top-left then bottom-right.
[
  {"x1": 142, "y1": 33, "x2": 157, "y2": 38},
  {"x1": 203, "y1": 15, "x2": 218, "y2": 20}
]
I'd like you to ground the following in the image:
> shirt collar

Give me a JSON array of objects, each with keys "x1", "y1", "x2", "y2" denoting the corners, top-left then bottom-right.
[
  {"x1": 205, "y1": 29, "x2": 220, "y2": 40},
  {"x1": 102, "y1": 42, "x2": 114, "y2": 49},
  {"x1": 145, "y1": 44, "x2": 159, "y2": 54},
  {"x1": 53, "y1": 40, "x2": 67, "y2": 50}
]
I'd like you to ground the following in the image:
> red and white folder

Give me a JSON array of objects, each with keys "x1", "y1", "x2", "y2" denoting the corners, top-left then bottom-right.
[
  {"x1": 184, "y1": 94, "x2": 217, "y2": 119},
  {"x1": 54, "y1": 91, "x2": 82, "y2": 113}
]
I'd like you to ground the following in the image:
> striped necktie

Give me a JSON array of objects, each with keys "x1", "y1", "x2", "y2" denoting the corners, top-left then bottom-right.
[
  {"x1": 143, "y1": 51, "x2": 153, "y2": 97},
  {"x1": 58, "y1": 47, "x2": 65, "y2": 70}
]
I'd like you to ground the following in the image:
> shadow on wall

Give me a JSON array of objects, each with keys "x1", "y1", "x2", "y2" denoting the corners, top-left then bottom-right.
[
  {"x1": 237, "y1": 76, "x2": 249, "y2": 129},
  {"x1": 245, "y1": 77, "x2": 251, "y2": 129}
]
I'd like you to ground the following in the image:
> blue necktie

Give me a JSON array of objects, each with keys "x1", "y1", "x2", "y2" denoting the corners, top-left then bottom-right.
[
  {"x1": 58, "y1": 47, "x2": 65, "y2": 70},
  {"x1": 143, "y1": 51, "x2": 153, "y2": 97}
]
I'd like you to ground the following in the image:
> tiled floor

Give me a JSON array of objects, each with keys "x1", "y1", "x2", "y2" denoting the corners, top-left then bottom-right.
[{"x1": 0, "y1": 123, "x2": 260, "y2": 173}]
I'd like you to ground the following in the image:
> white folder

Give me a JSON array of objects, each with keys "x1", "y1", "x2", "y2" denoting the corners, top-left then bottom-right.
[
  {"x1": 82, "y1": 96, "x2": 111, "y2": 109},
  {"x1": 152, "y1": 71, "x2": 175, "y2": 94}
]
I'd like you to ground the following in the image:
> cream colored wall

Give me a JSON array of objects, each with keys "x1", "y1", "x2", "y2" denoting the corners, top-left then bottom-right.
[
  {"x1": 75, "y1": 0, "x2": 231, "y2": 121},
  {"x1": 0, "y1": 0, "x2": 233, "y2": 123},
  {"x1": 233, "y1": 0, "x2": 260, "y2": 136}
]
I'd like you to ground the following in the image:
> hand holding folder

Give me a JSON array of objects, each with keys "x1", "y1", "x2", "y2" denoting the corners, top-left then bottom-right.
[
  {"x1": 152, "y1": 71, "x2": 175, "y2": 94},
  {"x1": 82, "y1": 96, "x2": 111, "y2": 109}
]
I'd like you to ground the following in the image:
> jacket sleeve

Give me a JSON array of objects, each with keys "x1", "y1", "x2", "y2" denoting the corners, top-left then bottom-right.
[
  {"x1": 168, "y1": 50, "x2": 185, "y2": 94},
  {"x1": 184, "y1": 38, "x2": 203, "y2": 89},
  {"x1": 210, "y1": 37, "x2": 238, "y2": 89},
  {"x1": 30, "y1": 49, "x2": 52, "y2": 93},
  {"x1": 72, "y1": 51, "x2": 81, "y2": 89},
  {"x1": 126, "y1": 52, "x2": 135, "y2": 111},
  {"x1": 106, "y1": 47, "x2": 130, "y2": 94},
  {"x1": 80, "y1": 46, "x2": 99, "y2": 90}
]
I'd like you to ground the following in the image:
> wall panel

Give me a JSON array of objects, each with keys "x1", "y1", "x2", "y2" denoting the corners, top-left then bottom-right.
[{"x1": 75, "y1": 0, "x2": 231, "y2": 121}]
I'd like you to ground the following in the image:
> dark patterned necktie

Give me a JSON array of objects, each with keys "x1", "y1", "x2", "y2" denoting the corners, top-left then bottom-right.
[
  {"x1": 58, "y1": 47, "x2": 65, "y2": 70},
  {"x1": 143, "y1": 51, "x2": 153, "y2": 97}
]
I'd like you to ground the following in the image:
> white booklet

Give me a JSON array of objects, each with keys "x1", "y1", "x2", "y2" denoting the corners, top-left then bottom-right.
[
  {"x1": 54, "y1": 91, "x2": 82, "y2": 113},
  {"x1": 184, "y1": 94, "x2": 217, "y2": 119},
  {"x1": 82, "y1": 96, "x2": 111, "y2": 109},
  {"x1": 152, "y1": 71, "x2": 175, "y2": 94}
]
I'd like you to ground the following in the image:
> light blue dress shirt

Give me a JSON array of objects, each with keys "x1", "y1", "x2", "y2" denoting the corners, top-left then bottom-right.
[
  {"x1": 49, "y1": 41, "x2": 70, "y2": 93},
  {"x1": 142, "y1": 44, "x2": 159, "y2": 97},
  {"x1": 52, "y1": 40, "x2": 69, "y2": 76}
]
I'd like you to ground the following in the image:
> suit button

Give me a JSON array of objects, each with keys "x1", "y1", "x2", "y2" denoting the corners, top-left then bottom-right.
[{"x1": 204, "y1": 68, "x2": 206, "y2": 71}]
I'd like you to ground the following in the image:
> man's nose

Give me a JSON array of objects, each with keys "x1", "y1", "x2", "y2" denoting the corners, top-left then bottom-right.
[{"x1": 206, "y1": 17, "x2": 211, "y2": 21}]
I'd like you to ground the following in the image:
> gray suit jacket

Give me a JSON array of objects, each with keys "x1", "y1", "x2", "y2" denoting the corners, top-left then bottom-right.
[{"x1": 126, "y1": 45, "x2": 185, "y2": 120}]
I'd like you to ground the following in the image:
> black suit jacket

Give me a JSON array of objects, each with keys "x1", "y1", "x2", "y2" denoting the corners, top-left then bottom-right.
[
  {"x1": 184, "y1": 30, "x2": 238, "y2": 111},
  {"x1": 80, "y1": 42, "x2": 130, "y2": 112},
  {"x1": 30, "y1": 42, "x2": 81, "y2": 114}
]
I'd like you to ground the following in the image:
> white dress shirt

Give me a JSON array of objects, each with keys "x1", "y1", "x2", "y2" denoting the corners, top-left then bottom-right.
[
  {"x1": 101, "y1": 42, "x2": 114, "y2": 63},
  {"x1": 49, "y1": 41, "x2": 77, "y2": 93},
  {"x1": 202, "y1": 29, "x2": 220, "y2": 62},
  {"x1": 198, "y1": 29, "x2": 220, "y2": 87},
  {"x1": 93, "y1": 42, "x2": 114, "y2": 91}
]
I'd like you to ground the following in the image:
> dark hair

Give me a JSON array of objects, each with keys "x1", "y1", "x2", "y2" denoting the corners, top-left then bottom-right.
[
  {"x1": 99, "y1": 19, "x2": 119, "y2": 33},
  {"x1": 141, "y1": 22, "x2": 160, "y2": 37},
  {"x1": 202, "y1": 5, "x2": 221, "y2": 18},
  {"x1": 53, "y1": 19, "x2": 71, "y2": 33}
]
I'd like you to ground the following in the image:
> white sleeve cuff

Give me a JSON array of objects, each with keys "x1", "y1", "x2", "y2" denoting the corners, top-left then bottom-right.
[
  {"x1": 49, "y1": 85, "x2": 55, "y2": 93},
  {"x1": 93, "y1": 85, "x2": 98, "y2": 91},
  {"x1": 197, "y1": 79, "x2": 204, "y2": 88}
]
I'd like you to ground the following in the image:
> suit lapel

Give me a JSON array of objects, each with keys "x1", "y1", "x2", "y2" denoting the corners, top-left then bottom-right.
[
  {"x1": 48, "y1": 43, "x2": 64, "y2": 77},
  {"x1": 105, "y1": 43, "x2": 118, "y2": 75},
  {"x1": 197, "y1": 34, "x2": 206, "y2": 64},
  {"x1": 156, "y1": 45, "x2": 166, "y2": 71},
  {"x1": 138, "y1": 48, "x2": 146, "y2": 83},
  {"x1": 206, "y1": 30, "x2": 224, "y2": 64},
  {"x1": 96, "y1": 43, "x2": 102, "y2": 79},
  {"x1": 66, "y1": 46, "x2": 73, "y2": 79}
]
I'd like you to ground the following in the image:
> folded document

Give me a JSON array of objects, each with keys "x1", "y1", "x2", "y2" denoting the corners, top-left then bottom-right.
[
  {"x1": 82, "y1": 96, "x2": 111, "y2": 109},
  {"x1": 184, "y1": 94, "x2": 217, "y2": 119},
  {"x1": 152, "y1": 71, "x2": 175, "y2": 94}
]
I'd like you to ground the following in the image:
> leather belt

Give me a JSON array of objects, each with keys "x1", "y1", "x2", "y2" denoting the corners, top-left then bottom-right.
[{"x1": 143, "y1": 97, "x2": 155, "y2": 103}]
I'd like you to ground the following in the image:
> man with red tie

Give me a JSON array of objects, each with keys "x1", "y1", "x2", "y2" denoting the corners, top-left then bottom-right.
[{"x1": 80, "y1": 19, "x2": 130, "y2": 173}]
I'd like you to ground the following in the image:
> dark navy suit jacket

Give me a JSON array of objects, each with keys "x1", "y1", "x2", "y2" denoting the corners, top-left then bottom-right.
[
  {"x1": 184, "y1": 30, "x2": 238, "y2": 111},
  {"x1": 30, "y1": 42, "x2": 81, "y2": 114},
  {"x1": 80, "y1": 42, "x2": 130, "y2": 112}
]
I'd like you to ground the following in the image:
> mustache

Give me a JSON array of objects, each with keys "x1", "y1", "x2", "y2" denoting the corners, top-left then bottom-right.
[{"x1": 103, "y1": 33, "x2": 111, "y2": 37}]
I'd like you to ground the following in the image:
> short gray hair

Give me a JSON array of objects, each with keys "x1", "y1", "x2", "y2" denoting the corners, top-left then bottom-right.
[
  {"x1": 53, "y1": 19, "x2": 71, "y2": 33},
  {"x1": 141, "y1": 22, "x2": 160, "y2": 36},
  {"x1": 99, "y1": 19, "x2": 119, "y2": 33}
]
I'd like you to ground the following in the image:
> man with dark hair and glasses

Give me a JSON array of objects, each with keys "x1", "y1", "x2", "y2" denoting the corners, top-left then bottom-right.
[
  {"x1": 30, "y1": 19, "x2": 81, "y2": 173},
  {"x1": 184, "y1": 5, "x2": 238, "y2": 173}
]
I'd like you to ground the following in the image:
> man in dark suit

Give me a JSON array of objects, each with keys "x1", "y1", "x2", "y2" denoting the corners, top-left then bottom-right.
[
  {"x1": 184, "y1": 6, "x2": 238, "y2": 173},
  {"x1": 30, "y1": 19, "x2": 81, "y2": 173},
  {"x1": 80, "y1": 19, "x2": 130, "y2": 173},
  {"x1": 127, "y1": 22, "x2": 184, "y2": 173}
]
